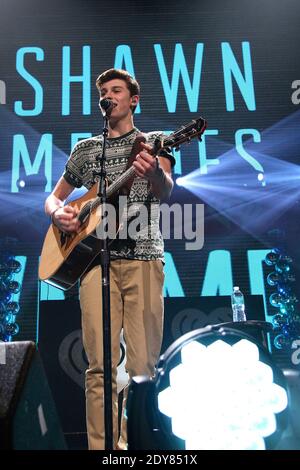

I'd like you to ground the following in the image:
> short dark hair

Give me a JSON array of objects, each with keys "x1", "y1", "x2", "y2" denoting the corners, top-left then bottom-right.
[{"x1": 96, "y1": 68, "x2": 140, "y2": 113}]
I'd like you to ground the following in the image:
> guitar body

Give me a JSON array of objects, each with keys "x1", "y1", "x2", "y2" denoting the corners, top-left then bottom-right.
[{"x1": 39, "y1": 184, "x2": 104, "y2": 290}]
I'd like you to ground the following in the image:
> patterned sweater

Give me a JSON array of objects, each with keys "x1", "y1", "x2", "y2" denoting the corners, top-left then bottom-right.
[{"x1": 63, "y1": 127, "x2": 174, "y2": 261}]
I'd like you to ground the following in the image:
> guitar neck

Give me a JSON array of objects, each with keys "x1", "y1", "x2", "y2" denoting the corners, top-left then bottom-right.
[
  {"x1": 79, "y1": 117, "x2": 207, "y2": 221},
  {"x1": 90, "y1": 138, "x2": 166, "y2": 212}
]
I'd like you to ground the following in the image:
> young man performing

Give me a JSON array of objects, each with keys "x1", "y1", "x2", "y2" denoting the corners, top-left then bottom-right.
[{"x1": 44, "y1": 69, "x2": 174, "y2": 449}]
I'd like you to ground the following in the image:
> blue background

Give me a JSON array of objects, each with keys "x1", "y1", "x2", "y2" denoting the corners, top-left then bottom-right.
[{"x1": 0, "y1": 0, "x2": 300, "y2": 342}]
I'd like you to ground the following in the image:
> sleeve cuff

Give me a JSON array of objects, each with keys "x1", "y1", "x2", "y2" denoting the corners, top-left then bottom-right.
[{"x1": 63, "y1": 171, "x2": 82, "y2": 188}]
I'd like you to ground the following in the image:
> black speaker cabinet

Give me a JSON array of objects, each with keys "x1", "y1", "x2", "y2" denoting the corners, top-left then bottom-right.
[{"x1": 0, "y1": 341, "x2": 67, "y2": 449}]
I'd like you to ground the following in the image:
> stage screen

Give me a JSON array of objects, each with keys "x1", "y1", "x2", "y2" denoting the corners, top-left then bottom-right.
[{"x1": 0, "y1": 0, "x2": 299, "y2": 358}]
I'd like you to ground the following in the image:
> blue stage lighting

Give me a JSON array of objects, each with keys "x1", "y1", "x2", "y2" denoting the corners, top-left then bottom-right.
[
  {"x1": 17, "y1": 179, "x2": 26, "y2": 189},
  {"x1": 257, "y1": 172, "x2": 264, "y2": 181},
  {"x1": 176, "y1": 177, "x2": 184, "y2": 187},
  {"x1": 173, "y1": 111, "x2": 300, "y2": 242}
]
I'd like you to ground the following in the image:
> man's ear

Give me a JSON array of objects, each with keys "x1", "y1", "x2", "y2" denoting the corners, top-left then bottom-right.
[{"x1": 131, "y1": 95, "x2": 139, "y2": 105}]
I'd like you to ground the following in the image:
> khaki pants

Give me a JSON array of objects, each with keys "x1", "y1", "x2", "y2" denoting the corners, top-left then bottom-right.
[{"x1": 80, "y1": 259, "x2": 164, "y2": 450}]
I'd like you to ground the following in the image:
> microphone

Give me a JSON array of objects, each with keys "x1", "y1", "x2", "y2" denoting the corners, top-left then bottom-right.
[{"x1": 99, "y1": 98, "x2": 116, "y2": 114}]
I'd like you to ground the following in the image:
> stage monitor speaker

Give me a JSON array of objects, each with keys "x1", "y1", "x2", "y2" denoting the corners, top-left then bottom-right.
[{"x1": 0, "y1": 341, "x2": 67, "y2": 449}]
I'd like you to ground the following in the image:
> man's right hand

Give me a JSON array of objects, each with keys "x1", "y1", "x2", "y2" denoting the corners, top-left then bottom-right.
[{"x1": 51, "y1": 205, "x2": 81, "y2": 233}]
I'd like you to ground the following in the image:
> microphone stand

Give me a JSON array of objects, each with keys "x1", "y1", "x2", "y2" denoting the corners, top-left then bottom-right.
[{"x1": 94, "y1": 106, "x2": 113, "y2": 451}]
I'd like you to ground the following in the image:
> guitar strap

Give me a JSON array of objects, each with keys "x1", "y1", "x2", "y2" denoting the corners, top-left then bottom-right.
[{"x1": 118, "y1": 133, "x2": 147, "y2": 196}]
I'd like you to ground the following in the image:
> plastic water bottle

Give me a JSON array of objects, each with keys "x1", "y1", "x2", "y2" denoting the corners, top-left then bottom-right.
[{"x1": 231, "y1": 286, "x2": 246, "y2": 322}]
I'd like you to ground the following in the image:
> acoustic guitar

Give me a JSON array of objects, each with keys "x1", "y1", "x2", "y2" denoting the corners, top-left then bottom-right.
[{"x1": 39, "y1": 117, "x2": 207, "y2": 290}]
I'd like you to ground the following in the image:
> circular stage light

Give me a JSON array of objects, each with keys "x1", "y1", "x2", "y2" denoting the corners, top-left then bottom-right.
[{"x1": 127, "y1": 324, "x2": 289, "y2": 450}]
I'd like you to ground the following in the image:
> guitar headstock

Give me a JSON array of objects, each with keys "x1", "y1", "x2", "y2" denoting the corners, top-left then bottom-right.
[{"x1": 154, "y1": 117, "x2": 207, "y2": 154}]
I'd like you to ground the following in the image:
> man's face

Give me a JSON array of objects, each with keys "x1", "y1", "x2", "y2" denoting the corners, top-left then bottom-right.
[{"x1": 99, "y1": 79, "x2": 138, "y2": 120}]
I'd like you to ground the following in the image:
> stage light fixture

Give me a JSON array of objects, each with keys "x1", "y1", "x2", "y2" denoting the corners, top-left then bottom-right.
[
  {"x1": 257, "y1": 172, "x2": 264, "y2": 182},
  {"x1": 16, "y1": 174, "x2": 46, "y2": 192},
  {"x1": 127, "y1": 324, "x2": 292, "y2": 450},
  {"x1": 17, "y1": 179, "x2": 25, "y2": 189},
  {"x1": 176, "y1": 177, "x2": 184, "y2": 187}
]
